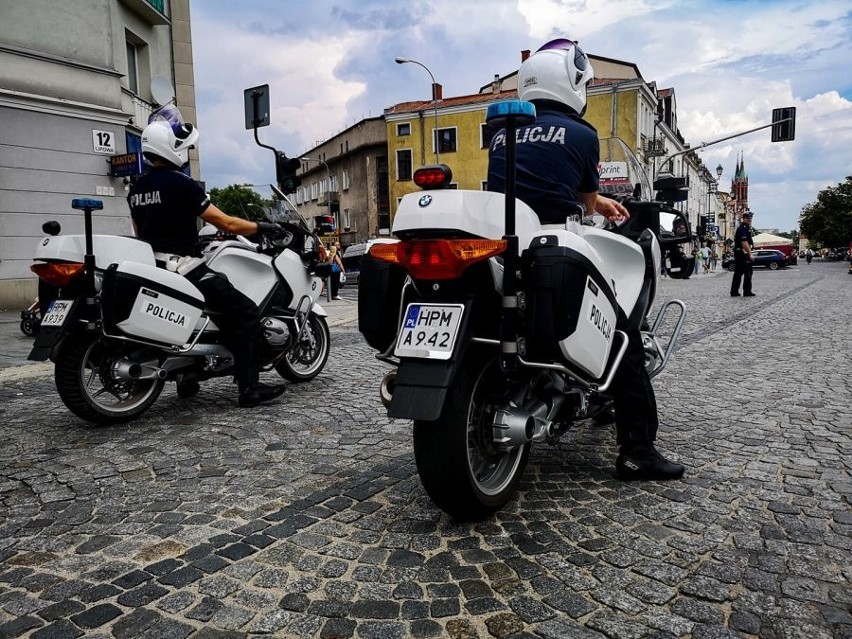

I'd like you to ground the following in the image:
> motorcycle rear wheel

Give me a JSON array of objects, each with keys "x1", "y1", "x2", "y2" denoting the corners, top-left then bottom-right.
[
  {"x1": 275, "y1": 315, "x2": 330, "y2": 382},
  {"x1": 54, "y1": 334, "x2": 164, "y2": 425},
  {"x1": 413, "y1": 349, "x2": 530, "y2": 521}
]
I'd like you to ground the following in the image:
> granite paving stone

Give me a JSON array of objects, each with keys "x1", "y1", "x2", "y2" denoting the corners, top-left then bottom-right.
[{"x1": 0, "y1": 270, "x2": 849, "y2": 637}]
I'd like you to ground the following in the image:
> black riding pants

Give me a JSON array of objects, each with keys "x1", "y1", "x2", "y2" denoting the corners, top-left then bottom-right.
[
  {"x1": 730, "y1": 253, "x2": 753, "y2": 295},
  {"x1": 612, "y1": 327, "x2": 659, "y2": 450},
  {"x1": 186, "y1": 265, "x2": 262, "y2": 391}
]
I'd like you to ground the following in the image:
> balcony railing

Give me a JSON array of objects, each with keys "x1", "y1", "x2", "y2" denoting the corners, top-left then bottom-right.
[
  {"x1": 644, "y1": 137, "x2": 667, "y2": 157},
  {"x1": 119, "y1": 0, "x2": 170, "y2": 24},
  {"x1": 120, "y1": 90, "x2": 156, "y2": 130}
]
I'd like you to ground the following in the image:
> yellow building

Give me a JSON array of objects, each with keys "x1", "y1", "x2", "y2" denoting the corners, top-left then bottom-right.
[
  {"x1": 384, "y1": 88, "x2": 515, "y2": 216},
  {"x1": 384, "y1": 54, "x2": 663, "y2": 222},
  {"x1": 383, "y1": 52, "x2": 718, "y2": 229}
]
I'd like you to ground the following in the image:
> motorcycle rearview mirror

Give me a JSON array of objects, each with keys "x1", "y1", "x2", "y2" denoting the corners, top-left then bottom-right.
[
  {"x1": 150, "y1": 76, "x2": 176, "y2": 107},
  {"x1": 42, "y1": 221, "x2": 61, "y2": 236},
  {"x1": 659, "y1": 211, "x2": 692, "y2": 245}
]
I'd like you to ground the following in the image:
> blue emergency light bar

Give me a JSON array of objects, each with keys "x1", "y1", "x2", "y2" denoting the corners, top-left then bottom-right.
[
  {"x1": 71, "y1": 198, "x2": 104, "y2": 210},
  {"x1": 486, "y1": 100, "x2": 537, "y2": 128}
]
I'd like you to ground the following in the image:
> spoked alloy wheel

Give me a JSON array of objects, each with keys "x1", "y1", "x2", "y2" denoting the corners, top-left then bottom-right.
[
  {"x1": 413, "y1": 349, "x2": 530, "y2": 520},
  {"x1": 275, "y1": 315, "x2": 330, "y2": 382},
  {"x1": 54, "y1": 334, "x2": 164, "y2": 425}
]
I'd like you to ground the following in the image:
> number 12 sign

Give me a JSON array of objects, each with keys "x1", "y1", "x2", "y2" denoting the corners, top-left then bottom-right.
[{"x1": 92, "y1": 130, "x2": 116, "y2": 155}]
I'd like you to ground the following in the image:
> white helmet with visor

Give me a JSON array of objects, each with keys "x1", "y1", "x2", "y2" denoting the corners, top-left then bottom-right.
[
  {"x1": 517, "y1": 38, "x2": 595, "y2": 115},
  {"x1": 141, "y1": 104, "x2": 198, "y2": 168}
]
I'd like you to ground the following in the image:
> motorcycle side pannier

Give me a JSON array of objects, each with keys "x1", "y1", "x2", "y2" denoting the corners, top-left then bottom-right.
[
  {"x1": 520, "y1": 245, "x2": 617, "y2": 380},
  {"x1": 358, "y1": 253, "x2": 407, "y2": 352},
  {"x1": 101, "y1": 261, "x2": 205, "y2": 346}
]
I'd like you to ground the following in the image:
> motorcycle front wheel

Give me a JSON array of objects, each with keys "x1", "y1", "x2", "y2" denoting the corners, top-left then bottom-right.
[
  {"x1": 20, "y1": 317, "x2": 37, "y2": 337},
  {"x1": 413, "y1": 349, "x2": 530, "y2": 521},
  {"x1": 54, "y1": 334, "x2": 164, "y2": 425},
  {"x1": 275, "y1": 314, "x2": 330, "y2": 382}
]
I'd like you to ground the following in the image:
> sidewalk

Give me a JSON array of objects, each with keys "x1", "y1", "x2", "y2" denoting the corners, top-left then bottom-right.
[{"x1": 0, "y1": 296, "x2": 359, "y2": 378}]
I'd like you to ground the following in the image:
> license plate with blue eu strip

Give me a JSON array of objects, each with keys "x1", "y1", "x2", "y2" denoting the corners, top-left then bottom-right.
[
  {"x1": 40, "y1": 300, "x2": 74, "y2": 328},
  {"x1": 394, "y1": 303, "x2": 464, "y2": 360}
]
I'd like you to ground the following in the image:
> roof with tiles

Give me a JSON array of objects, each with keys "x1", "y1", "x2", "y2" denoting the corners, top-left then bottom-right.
[{"x1": 385, "y1": 89, "x2": 518, "y2": 115}]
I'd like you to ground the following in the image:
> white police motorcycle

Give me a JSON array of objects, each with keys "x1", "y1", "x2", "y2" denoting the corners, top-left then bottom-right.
[
  {"x1": 29, "y1": 189, "x2": 330, "y2": 425},
  {"x1": 358, "y1": 101, "x2": 691, "y2": 520}
]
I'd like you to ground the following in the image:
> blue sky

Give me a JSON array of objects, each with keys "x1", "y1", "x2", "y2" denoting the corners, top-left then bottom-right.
[{"x1": 190, "y1": 0, "x2": 852, "y2": 233}]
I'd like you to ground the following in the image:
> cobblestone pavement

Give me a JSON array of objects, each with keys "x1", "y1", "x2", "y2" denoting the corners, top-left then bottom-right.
[{"x1": 0, "y1": 262, "x2": 849, "y2": 639}]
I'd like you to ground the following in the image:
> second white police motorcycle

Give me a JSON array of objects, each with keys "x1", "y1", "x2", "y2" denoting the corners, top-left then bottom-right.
[
  {"x1": 29, "y1": 189, "x2": 330, "y2": 425},
  {"x1": 359, "y1": 101, "x2": 691, "y2": 520}
]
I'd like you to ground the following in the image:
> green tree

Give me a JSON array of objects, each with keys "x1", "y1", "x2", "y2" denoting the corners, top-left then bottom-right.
[
  {"x1": 799, "y1": 176, "x2": 852, "y2": 248},
  {"x1": 208, "y1": 185, "x2": 273, "y2": 221}
]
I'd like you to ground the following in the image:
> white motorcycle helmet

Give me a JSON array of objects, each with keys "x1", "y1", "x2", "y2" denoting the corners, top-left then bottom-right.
[
  {"x1": 518, "y1": 38, "x2": 595, "y2": 115},
  {"x1": 141, "y1": 104, "x2": 198, "y2": 168}
]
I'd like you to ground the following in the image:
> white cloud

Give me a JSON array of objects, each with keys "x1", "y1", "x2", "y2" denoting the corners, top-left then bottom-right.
[
  {"x1": 189, "y1": 0, "x2": 852, "y2": 232},
  {"x1": 192, "y1": 11, "x2": 367, "y2": 184},
  {"x1": 518, "y1": 0, "x2": 678, "y2": 41}
]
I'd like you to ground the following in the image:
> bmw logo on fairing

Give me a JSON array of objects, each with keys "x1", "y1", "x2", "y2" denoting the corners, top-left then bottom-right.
[{"x1": 418, "y1": 195, "x2": 432, "y2": 207}]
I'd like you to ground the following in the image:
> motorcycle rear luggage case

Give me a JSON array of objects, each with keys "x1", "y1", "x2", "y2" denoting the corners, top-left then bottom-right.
[
  {"x1": 521, "y1": 245, "x2": 617, "y2": 379},
  {"x1": 358, "y1": 253, "x2": 407, "y2": 352},
  {"x1": 101, "y1": 261, "x2": 205, "y2": 346}
]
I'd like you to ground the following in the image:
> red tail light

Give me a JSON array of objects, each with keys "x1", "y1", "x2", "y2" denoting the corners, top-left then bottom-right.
[
  {"x1": 30, "y1": 262, "x2": 85, "y2": 286},
  {"x1": 371, "y1": 239, "x2": 506, "y2": 280},
  {"x1": 413, "y1": 165, "x2": 453, "y2": 189}
]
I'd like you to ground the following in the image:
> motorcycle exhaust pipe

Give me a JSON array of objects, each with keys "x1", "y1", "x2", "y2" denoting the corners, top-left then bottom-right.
[
  {"x1": 492, "y1": 405, "x2": 535, "y2": 448},
  {"x1": 380, "y1": 371, "x2": 396, "y2": 409},
  {"x1": 112, "y1": 359, "x2": 142, "y2": 380},
  {"x1": 112, "y1": 360, "x2": 168, "y2": 381}
]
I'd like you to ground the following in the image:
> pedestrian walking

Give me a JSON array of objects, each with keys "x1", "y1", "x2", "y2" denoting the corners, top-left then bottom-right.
[
  {"x1": 700, "y1": 244, "x2": 711, "y2": 274},
  {"x1": 806, "y1": 248, "x2": 814, "y2": 264},
  {"x1": 329, "y1": 243, "x2": 345, "y2": 300},
  {"x1": 730, "y1": 211, "x2": 755, "y2": 297}
]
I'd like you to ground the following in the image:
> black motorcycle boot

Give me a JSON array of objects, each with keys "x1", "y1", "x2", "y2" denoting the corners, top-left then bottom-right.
[
  {"x1": 238, "y1": 382, "x2": 286, "y2": 408},
  {"x1": 616, "y1": 444, "x2": 685, "y2": 481}
]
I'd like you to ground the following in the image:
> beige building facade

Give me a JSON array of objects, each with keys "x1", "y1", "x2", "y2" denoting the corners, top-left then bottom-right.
[
  {"x1": 292, "y1": 117, "x2": 389, "y2": 246},
  {"x1": 0, "y1": 0, "x2": 197, "y2": 307}
]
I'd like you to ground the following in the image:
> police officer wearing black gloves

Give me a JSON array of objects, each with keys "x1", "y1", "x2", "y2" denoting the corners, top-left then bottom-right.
[
  {"x1": 487, "y1": 38, "x2": 684, "y2": 481},
  {"x1": 730, "y1": 211, "x2": 755, "y2": 297},
  {"x1": 128, "y1": 112, "x2": 285, "y2": 407}
]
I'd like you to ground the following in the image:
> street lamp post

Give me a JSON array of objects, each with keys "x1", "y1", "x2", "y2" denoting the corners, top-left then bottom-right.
[
  {"x1": 394, "y1": 56, "x2": 440, "y2": 164},
  {"x1": 715, "y1": 163, "x2": 724, "y2": 242}
]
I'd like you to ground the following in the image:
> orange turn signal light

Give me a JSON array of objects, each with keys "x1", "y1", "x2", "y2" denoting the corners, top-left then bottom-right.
[
  {"x1": 371, "y1": 239, "x2": 506, "y2": 280},
  {"x1": 30, "y1": 262, "x2": 85, "y2": 286}
]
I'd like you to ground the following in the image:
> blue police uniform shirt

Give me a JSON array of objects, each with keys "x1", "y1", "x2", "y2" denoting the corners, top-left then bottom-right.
[
  {"x1": 487, "y1": 101, "x2": 600, "y2": 224},
  {"x1": 734, "y1": 222, "x2": 753, "y2": 252},
  {"x1": 128, "y1": 166, "x2": 211, "y2": 256}
]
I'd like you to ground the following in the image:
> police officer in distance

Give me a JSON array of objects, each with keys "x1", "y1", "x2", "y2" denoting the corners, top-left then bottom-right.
[
  {"x1": 128, "y1": 111, "x2": 285, "y2": 407},
  {"x1": 730, "y1": 211, "x2": 755, "y2": 297},
  {"x1": 487, "y1": 38, "x2": 684, "y2": 481}
]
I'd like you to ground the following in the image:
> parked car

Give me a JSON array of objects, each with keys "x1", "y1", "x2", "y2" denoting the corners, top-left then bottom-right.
[
  {"x1": 340, "y1": 238, "x2": 398, "y2": 284},
  {"x1": 723, "y1": 249, "x2": 789, "y2": 271}
]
